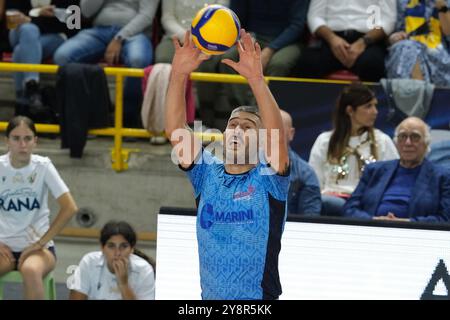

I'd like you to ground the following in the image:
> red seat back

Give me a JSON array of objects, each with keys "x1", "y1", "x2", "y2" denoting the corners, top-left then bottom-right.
[{"x1": 325, "y1": 70, "x2": 359, "y2": 81}]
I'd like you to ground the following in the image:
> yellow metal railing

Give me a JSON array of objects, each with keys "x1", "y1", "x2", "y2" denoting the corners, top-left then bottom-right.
[{"x1": 0, "y1": 62, "x2": 357, "y2": 171}]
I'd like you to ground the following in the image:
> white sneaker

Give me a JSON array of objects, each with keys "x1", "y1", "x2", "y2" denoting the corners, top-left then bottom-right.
[{"x1": 150, "y1": 136, "x2": 169, "y2": 145}]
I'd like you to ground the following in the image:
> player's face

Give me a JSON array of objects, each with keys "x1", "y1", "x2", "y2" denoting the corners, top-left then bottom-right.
[
  {"x1": 224, "y1": 112, "x2": 261, "y2": 163},
  {"x1": 102, "y1": 235, "x2": 133, "y2": 273},
  {"x1": 6, "y1": 123, "x2": 37, "y2": 166}
]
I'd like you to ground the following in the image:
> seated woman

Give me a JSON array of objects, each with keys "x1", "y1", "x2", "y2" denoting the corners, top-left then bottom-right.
[
  {"x1": 2, "y1": 0, "x2": 79, "y2": 116},
  {"x1": 68, "y1": 221, "x2": 155, "y2": 300},
  {"x1": 0, "y1": 116, "x2": 78, "y2": 299},
  {"x1": 386, "y1": 0, "x2": 450, "y2": 86},
  {"x1": 309, "y1": 83, "x2": 399, "y2": 216}
]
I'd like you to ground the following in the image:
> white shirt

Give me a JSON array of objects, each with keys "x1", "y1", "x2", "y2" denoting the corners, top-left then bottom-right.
[
  {"x1": 307, "y1": 0, "x2": 397, "y2": 35},
  {"x1": 68, "y1": 251, "x2": 155, "y2": 300},
  {"x1": 309, "y1": 129, "x2": 399, "y2": 195},
  {"x1": 0, "y1": 153, "x2": 69, "y2": 252}
]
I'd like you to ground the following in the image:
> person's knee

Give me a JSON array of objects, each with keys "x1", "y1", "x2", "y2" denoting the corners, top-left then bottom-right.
[
  {"x1": 154, "y1": 40, "x2": 175, "y2": 64},
  {"x1": 19, "y1": 263, "x2": 43, "y2": 280},
  {"x1": 266, "y1": 59, "x2": 295, "y2": 77},
  {"x1": 265, "y1": 47, "x2": 301, "y2": 76},
  {"x1": 126, "y1": 53, "x2": 152, "y2": 68},
  {"x1": 53, "y1": 45, "x2": 71, "y2": 66},
  {"x1": 356, "y1": 53, "x2": 384, "y2": 70},
  {"x1": 18, "y1": 23, "x2": 40, "y2": 41},
  {"x1": 154, "y1": 51, "x2": 172, "y2": 64},
  {"x1": 354, "y1": 48, "x2": 386, "y2": 80},
  {"x1": 0, "y1": 260, "x2": 15, "y2": 275},
  {"x1": 53, "y1": 42, "x2": 82, "y2": 66}
]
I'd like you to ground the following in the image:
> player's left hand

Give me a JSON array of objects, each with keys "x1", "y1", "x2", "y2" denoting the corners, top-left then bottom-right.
[{"x1": 222, "y1": 29, "x2": 264, "y2": 82}]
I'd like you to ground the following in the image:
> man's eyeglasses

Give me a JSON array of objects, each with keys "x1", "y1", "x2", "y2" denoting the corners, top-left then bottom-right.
[{"x1": 396, "y1": 132, "x2": 423, "y2": 143}]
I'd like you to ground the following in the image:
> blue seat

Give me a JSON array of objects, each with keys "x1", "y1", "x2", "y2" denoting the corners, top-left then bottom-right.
[{"x1": 428, "y1": 140, "x2": 450, "y2": 170}]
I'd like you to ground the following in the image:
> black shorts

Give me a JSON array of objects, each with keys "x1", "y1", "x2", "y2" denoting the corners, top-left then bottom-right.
[{"x1": 11, "y1": 246, "x2": 56, "y2": 270}]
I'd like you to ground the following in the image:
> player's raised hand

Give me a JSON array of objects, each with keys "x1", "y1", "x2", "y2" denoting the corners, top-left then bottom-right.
[
  {"x1": 171, "y1": 31, "x2": 210, "y2": 76},
  {"x1": 222, "y1": 29, "x2": 264, "y2": 82}
]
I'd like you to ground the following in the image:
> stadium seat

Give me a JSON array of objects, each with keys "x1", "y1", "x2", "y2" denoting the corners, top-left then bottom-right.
[
  {"x1": 0, "y1": 271, "x2": 57, "y2": 300},
  {"x1": 1, "y1": 52, "x2": 12, "y2": 62},
  {"x1": 325, "y1": 70, "x2": 360, "y2": 81}
]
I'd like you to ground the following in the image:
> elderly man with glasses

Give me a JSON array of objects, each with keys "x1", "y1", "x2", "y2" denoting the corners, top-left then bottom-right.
[{"x1": 343, "y1": 117, "x2": 450, "y2": 223}]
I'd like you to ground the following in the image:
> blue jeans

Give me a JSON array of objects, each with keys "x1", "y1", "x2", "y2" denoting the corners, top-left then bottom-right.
[
  {"x1": 9, "y1": 23, "x2": 65, "y2": 94},
  {"x1": 321, "y1": 194, "x2": 347, "y2": 217},
  {"x1": 53, "y1": 26, "x2": 153, "y2": 127}
]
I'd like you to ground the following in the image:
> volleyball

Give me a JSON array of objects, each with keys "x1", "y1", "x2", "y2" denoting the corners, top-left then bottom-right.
[{"x1": 191, "y1": 5, "x2": 241, "y2": 55}]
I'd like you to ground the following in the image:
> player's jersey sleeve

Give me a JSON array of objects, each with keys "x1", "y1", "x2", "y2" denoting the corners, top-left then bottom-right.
[
  {"x1": 68, "y1": 253, "x2": 93, "y2": 297},
  {"x1": 44, "y1": 160, "x2": 70, "y2": 199},
  {"x1": 180, "y1": 149, "x2": 217, "y2": 197},
  {"x1": 258, "y1": 162, "x2": 290, "y2": 201}
]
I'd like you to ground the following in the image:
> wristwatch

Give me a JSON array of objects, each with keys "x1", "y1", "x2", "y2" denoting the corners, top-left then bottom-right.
[
  {"x1": 438, "y1": 6, "x2": 448, "y2": 13},
  {"x1": 362, "y1": 35, "x2": 374, "y2": 47},
  {"x1": 114, "y1": 34, "x2": 124, "y2": 42}
]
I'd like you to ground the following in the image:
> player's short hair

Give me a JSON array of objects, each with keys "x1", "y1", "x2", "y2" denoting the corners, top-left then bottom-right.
[{"x1": 229, "y1": 106, "x2": 260, "y2": 120}]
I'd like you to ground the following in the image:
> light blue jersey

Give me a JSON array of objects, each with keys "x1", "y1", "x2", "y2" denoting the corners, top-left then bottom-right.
[{"x1": 183, "y1": 150, "x2": 289, "y2": 300}]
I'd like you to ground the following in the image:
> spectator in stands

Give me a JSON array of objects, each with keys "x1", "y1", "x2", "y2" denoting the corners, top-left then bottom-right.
[
  {"x1": 197, "y1": 0, "x2": 310, "y2": 130},
  {"x1": 281, "y1": 109, "x2": 321, "y2": 215},
  {"x1": 1, "y1": 0, "x2": 79, "y2": 117},
  {"x1": 225, "y1": 0, "x2": 309, "y2": 77},
  {"x1": 386, "y1": 0, "x2": 450, "y2": 86},
  {"x1": 344, "y1": 117, "x2": 450, "y2": 222},
  {"x1": 0, "y1": 116, "x2": 78, "y2": 299},
  {"x1": 294, "y1": 0, "x2": 397, "y2": 81},
  {"x1": 68, "y1": 220, "x2": 155, "y2": 300},
  {"x1": 165, "y1": 30, "x2": 290, "y2": 299},
  {"x1": 155, "y1": 0, "x2": 229, "y2": 63},
  {"x1": 309, "y1": 83, "x2": 399, "y2": 216},
  {"x1": 53, "y1": 0, "x2": 160, "y2": 128}
]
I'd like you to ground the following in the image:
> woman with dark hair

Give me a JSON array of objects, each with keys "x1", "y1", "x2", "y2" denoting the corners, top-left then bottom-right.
[
  {"x1": 309, "y1": 83, "x2": 399, "y2": 216},
  {"x1": 69, "y1": 220, "x2": 155, "y2": 300},
  {"x1": 0, "y1": 115, "x2": 78, "y2": 299}
]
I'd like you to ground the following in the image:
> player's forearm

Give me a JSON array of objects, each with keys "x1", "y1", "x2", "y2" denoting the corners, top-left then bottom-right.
[
  {"x1": 165, "y1": 72, "x2": 188, "y2": 137},
  {"x1": 362, "y1": 28, "x2": 387, "y2": 44},
  {"x1": 248, "y1": 77, "x2": 289, "y2": 169},
  {"x1": 315, "y1": 25, "x2": 338, "y2": 44}
]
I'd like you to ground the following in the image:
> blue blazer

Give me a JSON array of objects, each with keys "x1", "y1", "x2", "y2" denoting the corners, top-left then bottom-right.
[{"x1": 344, "y1": 159, "x2": 450, "y2": 222}]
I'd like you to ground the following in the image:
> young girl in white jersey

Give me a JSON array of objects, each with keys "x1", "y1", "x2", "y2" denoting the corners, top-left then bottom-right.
[
  {"x1": 0, "y1": 116, "x2": 78, "y2": 299},
  {"x1": 69, "y1": 220, "x2": 155, "y2": 300}
]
